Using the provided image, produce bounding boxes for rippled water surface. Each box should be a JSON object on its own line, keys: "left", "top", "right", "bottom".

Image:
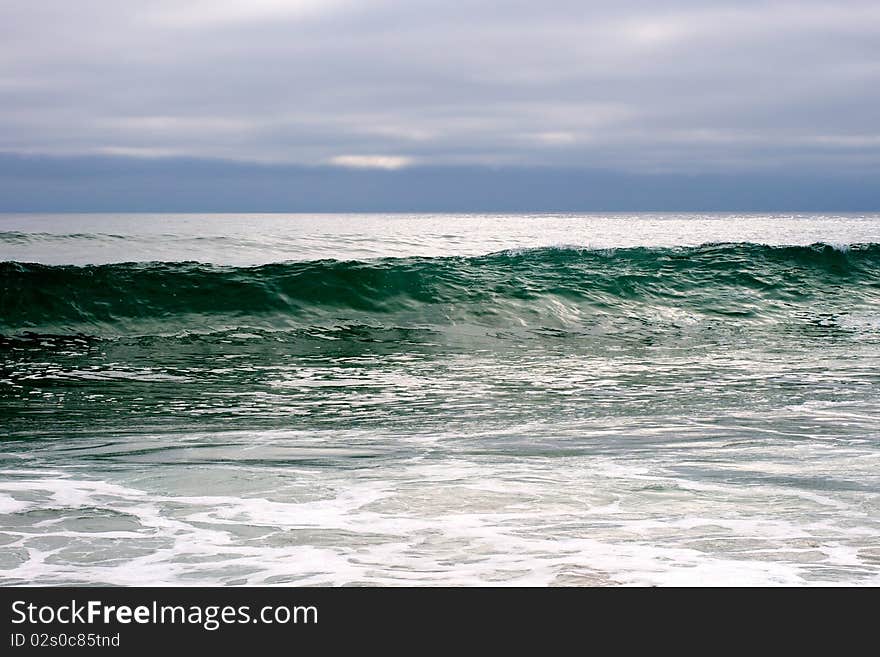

{"left": 1, "top": 214, "right": 879, "bottom": 585}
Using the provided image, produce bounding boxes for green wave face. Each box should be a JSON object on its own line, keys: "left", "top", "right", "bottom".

{"left": 2, "top": 243, "right": 880, "bottom": 341}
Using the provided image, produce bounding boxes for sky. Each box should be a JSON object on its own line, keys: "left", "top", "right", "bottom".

{"left": 1, "top": 0, "right": 879, "bottom": 210}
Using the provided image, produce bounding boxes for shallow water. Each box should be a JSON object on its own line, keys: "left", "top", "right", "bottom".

{"left": 1, "top": 213, "right": 879, "bottom": 585}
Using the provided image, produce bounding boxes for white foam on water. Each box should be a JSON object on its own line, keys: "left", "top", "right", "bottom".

{"left": 2, "top": 448, "right": 878, "bottom": 587}
{"left": 0, "top": 494, "right": 29, "bottom": 514}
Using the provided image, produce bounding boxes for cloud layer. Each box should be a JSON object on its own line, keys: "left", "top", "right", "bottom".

{"left": 2, "top": 0, "right": 880, "bottom": 176}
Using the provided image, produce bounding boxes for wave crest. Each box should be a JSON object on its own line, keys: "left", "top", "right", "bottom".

{"left": 2, "top": 243, "right": 879, "bottom": 337}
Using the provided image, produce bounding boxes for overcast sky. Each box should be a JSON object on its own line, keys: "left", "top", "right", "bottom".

{"left": 2, "top": 1, "right": 879, "bottom": 209}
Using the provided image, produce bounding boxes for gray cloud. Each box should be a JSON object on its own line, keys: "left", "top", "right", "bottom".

{"left": 3, "top": 152, "right": 878, "bottom": 212}
{"left": 2, "top": 0, "right": 880, "bottom": 175}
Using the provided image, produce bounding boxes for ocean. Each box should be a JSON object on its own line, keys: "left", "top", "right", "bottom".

{"left": 1, "top": 213, "right": 879, "bottom": 586}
